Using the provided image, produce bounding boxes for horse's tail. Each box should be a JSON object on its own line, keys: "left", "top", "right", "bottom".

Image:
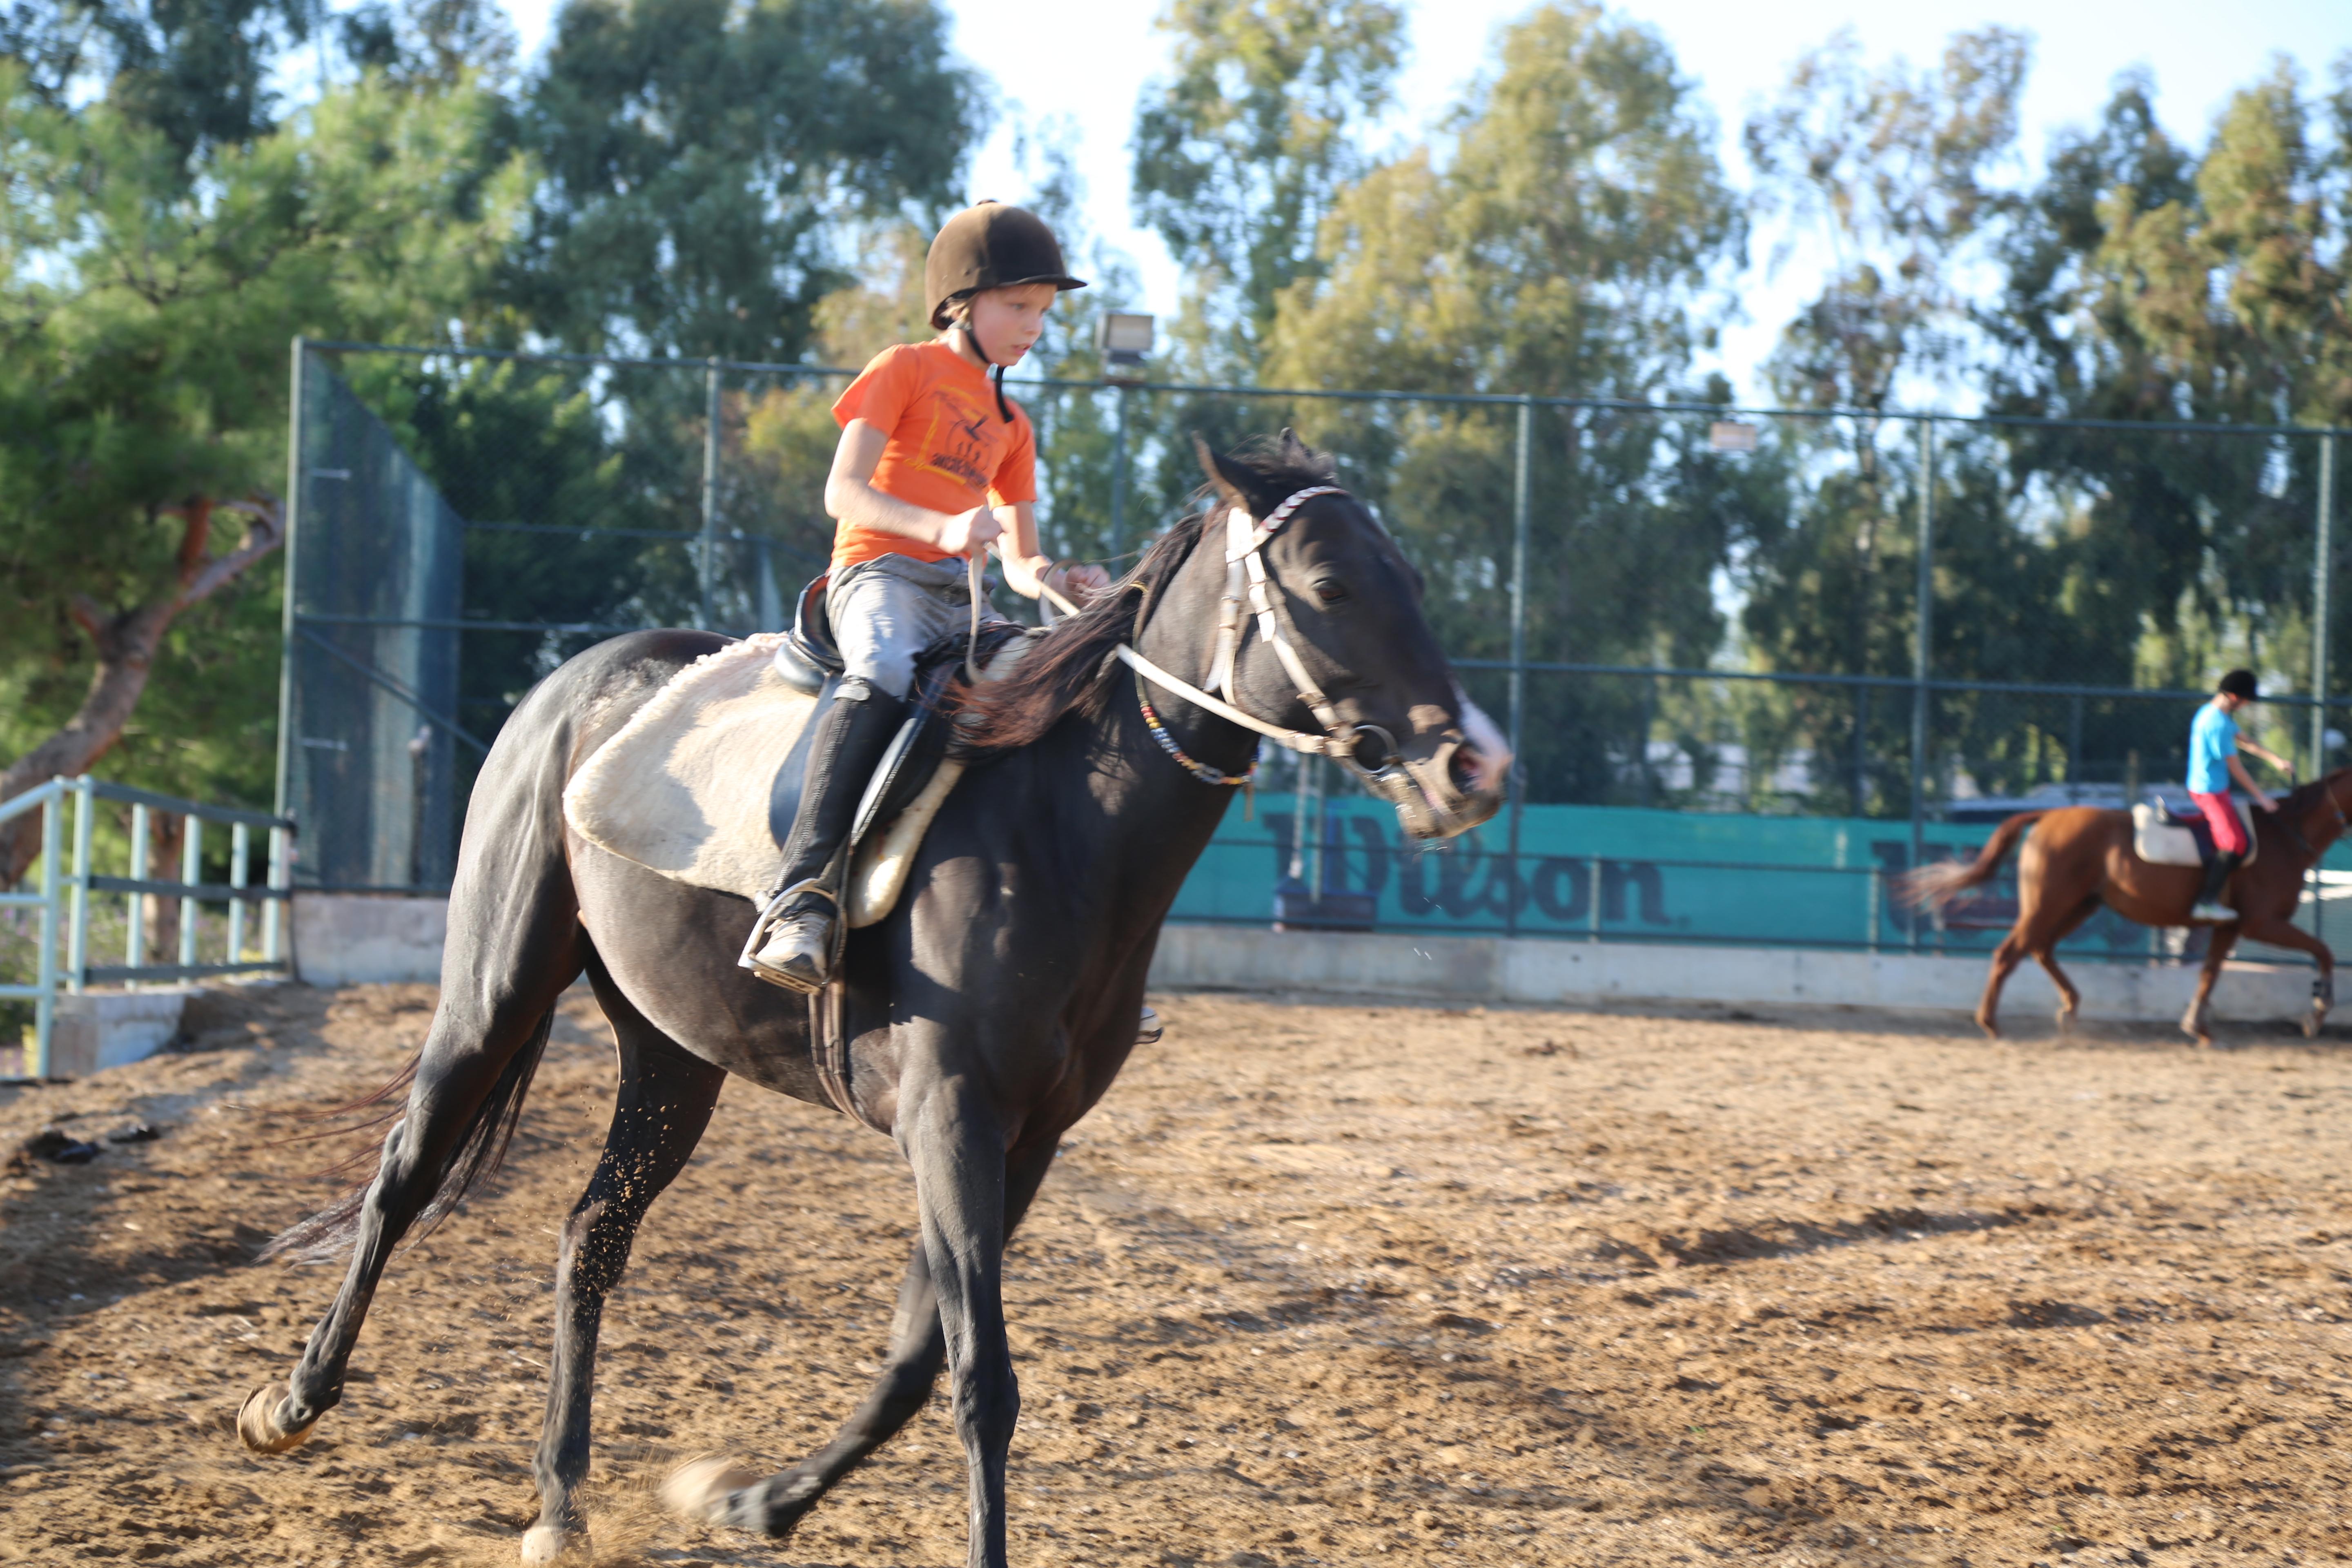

{"left": 256, "top": 630, "right": 713, "bottom": 1265}
{"left": 256, "top": 1010, "right": 557, "bottom": 1264}
{"left": 1896, "top": 811, "right": 2045, "bottom": 912}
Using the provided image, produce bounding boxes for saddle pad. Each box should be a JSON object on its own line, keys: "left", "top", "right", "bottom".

{"left": 563, "top": 630, "right": 1039, "bottom": 913}
{"left": 2130, "top": 800, "right": 2256, "bottom": 869}
{"left": 564, "top": 635, "right": 811, "bottom": 902}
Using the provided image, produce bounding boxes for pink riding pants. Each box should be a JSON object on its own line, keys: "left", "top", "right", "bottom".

{"left": 2190, "top": 790, "right": 2248, "bottom": 856}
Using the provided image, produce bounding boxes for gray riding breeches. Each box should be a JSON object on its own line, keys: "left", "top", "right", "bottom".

{"left": 784, "top": 551, "right": 972, "bottom": 700}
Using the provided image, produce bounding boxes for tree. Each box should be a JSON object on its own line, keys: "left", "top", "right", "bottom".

{"left": 0, "top": 68, "right": 532, "bottom": 879}
{"left": 514, "top": 0, "right": 983, "bottom": 363}
{"left": 1, "top": 0, "right": 324, "bottom": 163}
{"left": 1256, "top": 2, "right": 1744, "bottom": 802}
{"left": 1131, "top": 0, "right": 1403, "bottom": 374}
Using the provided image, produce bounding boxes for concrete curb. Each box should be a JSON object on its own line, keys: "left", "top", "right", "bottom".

{"left": 1146, "top": 924, "right": 2322, "bottom": 1025}
{"left": 268, "top": 894, "right": 2325, "bottom": 1028}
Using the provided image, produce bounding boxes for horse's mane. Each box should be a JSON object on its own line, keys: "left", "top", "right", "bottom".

{"left": 956, "top": 438, "right": 1342, "bottom": 755}
{"left": 2275, "top": 768, "right": 2352, "bottom": 820}
{"left": 955, "top": 513, "right": 1209, "bottom": 754}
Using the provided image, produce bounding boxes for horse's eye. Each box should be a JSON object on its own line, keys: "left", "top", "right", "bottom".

{"left": 1312, "top": 579, "right": 1348, "bottom": 604}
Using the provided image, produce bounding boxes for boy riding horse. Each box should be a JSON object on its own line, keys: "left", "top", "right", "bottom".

{"left": 744, "top": 202, "right": 1111, "bottom": 991}
{"left": 2187, "top": 668, "right": 2290, "bottom": 922}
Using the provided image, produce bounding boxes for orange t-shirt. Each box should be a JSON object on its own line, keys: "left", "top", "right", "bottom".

{"left": 829, "top": 341, "right": 1037, "bottom": 569}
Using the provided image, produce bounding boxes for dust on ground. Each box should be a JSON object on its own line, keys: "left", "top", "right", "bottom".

{"left": 2, "top": 980, "right": 2349, "bottom": 1567}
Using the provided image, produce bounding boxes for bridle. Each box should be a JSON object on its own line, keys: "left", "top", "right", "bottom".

{"left": 1031, "top": 485, "right": 1420, "bottom": 800}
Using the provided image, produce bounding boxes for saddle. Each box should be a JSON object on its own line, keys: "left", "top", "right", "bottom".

{"left": 2129, "top": 799, "right": 2257, "bottom": 869}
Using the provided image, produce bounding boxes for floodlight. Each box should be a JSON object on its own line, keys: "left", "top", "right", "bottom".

{"left": 1096, "top": 312, "right": 1156, "bottom": 367}
{"left": 1708, "top": 421, "right": 1759, "bottom": 453}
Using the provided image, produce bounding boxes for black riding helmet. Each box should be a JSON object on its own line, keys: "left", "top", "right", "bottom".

{"left": 926, "top": 202, "right": 1086, "bottom": 423}
{"left": 2219, "top": 668, "right": 2260, "bottom": 700}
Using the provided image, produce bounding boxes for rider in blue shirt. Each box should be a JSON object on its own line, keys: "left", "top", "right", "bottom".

{"left": 2185, "top": 668, "right": 2290, "bottom": 922}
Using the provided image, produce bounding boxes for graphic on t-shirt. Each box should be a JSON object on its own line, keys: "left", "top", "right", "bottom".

{"left": 913, "top": 389, "right": 996, "bottom": 492}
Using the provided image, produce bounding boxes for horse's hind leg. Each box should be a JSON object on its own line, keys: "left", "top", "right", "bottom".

{"left": 1976, "top": 929, "right": 2029, "bottom": 1039}
{"left": 2034, "top": 898, "right": 2102, "bottom": 1035}
{"left": 525, "top": 973, "right": 725, "bottom": 1564}
{"left": 670, "top": 1138, "right": 1059, "bottom": 1545}
{"left": 240, "top": 844, "right": 587, "bottom": 1453}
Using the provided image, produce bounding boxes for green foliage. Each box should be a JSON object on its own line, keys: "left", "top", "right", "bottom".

{"left": 2, "top": 0, "right": 324, "bottom": 163}
{"left": 513, "top": 0, "right": 983, "bottom": 360}
{"left": 0, "top": 65, "right": 532, "bottom": 804}
{"left": 1131, "top": 0, "right": 1403, "bottom": 372}
{"left": 1246, "top": 2, "right": 1744, "bottom": 801}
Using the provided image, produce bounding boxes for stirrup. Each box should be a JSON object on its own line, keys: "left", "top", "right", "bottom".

{"left": 739, "top": 880, "right": 844, "bottom": 993}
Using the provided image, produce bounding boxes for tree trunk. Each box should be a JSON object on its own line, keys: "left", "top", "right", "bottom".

{"left": 0, "top": 497, "right": 285, "bottom": 888}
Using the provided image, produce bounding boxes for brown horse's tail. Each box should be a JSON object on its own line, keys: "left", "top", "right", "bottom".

{"left": 1895, "top": 811, "right": 2046, "bottom": 912}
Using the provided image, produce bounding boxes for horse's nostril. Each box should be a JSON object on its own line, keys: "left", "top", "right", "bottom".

{"left": 1450, "top": 746, "right": 1481, "bottom": 792}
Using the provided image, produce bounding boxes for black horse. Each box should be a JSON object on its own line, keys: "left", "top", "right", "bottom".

{"left": 234, "top": 438, "right": 1506, "bottom": 1566}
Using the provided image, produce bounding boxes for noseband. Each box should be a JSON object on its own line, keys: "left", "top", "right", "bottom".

{"left": 1103, "top": 486, "right": 1417, "bottom": 795}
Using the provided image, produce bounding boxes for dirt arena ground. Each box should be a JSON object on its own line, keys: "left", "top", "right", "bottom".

{"left": 2, "top": 981, "right": 2350, "bottom": 1567}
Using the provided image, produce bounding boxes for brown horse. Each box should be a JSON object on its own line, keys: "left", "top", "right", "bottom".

{"left": 1902, "top": 771, "right": 2352, "bottom": 1046}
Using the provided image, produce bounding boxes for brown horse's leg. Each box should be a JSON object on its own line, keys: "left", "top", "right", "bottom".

{"left": 2029, "top": 898, "right": 2100, "bottom": 1034}
{"left": 2182, "top": 925, "right": 2241, "bottom": 1048}
{"left": 2235, "top": 914, "right": 2336, "bottom": 1039}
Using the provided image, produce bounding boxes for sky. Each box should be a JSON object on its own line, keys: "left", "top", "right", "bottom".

{"left": 492, "top": 0, "right": 2352, "bottom": 399}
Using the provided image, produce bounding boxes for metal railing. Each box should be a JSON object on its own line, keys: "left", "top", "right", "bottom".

{"left": 2, "top": 777, "right": 293, "bottom": 1080}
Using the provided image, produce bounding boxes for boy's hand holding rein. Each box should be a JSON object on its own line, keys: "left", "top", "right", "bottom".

{"left": 937, "top": 506, "right": 1002, "bottom": 558}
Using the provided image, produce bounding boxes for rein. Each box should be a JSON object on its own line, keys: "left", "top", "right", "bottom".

{"left": 1031, "top": 485, "right": 1414, "bottom": 795}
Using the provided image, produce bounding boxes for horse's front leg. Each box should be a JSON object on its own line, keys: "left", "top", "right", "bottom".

{"left": 673, "top": 1138, "right": 1058, "bottom": 1542}
{"left": 2182, "top": 925, "right": 2240, "bottom": 1047}
{"left": 899, "top": 1078, "right": 1022, "bottom": 1568}
{"left": 2236, "top": 914, "right": 2335, "bottom": 1039}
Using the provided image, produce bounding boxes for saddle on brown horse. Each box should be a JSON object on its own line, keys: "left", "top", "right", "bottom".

{"left": 2129, "top": 797, "right": 2257, "bottom": 869}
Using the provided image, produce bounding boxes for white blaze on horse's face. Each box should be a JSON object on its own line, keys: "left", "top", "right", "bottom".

{"left": 1454, "top": 690, "right": 1512, "bottom": 797}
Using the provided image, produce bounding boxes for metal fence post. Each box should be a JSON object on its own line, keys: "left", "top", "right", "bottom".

{"left": 2314, "top": 431, "right": 2337, "bottom": 769}
{"left": 67, "top": 780, "right": 91, "bottom": 995}
{"left": 264, "top": 824, "right": 289, "bottom": 966}
{"left": 228, "top": 822, "right": 249, "bottom": 965}
{"left": 699, "top": 356, "right": 721, "bottom": 632}
{"left": 274, "top": 336, "right": 306, "bottom": 829}
{"left": 1909, "top": 418, "right": 1936, "bottom": 905}
{"left": 33, "top": 787, "right": 61, "bottom": 1077}
{"left": 1506, "top": 396, "right": 1533, "bottom": 938}
{"left": 179, "top": 815, "right": 201, "bottom": 971}
{"left": 1108, "top": 381, "right": 1131, "bottom": 563}
{"left": 126, "top": 802, "right": 149, "bottom": 981}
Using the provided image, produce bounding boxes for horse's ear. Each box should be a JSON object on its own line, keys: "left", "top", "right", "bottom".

{"left": 1192, "top": 433, "right": 1251, "bottom": 516}
{"left": 1278, "top": 427, "right": 1311, "bottom": 468}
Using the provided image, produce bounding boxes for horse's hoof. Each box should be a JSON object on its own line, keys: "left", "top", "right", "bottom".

{"left": 236, "top": 1383, "right": 317, "bottom": 1455}
{"left": 662, "top": 1455, "right": 763, "bottom": 1526}
{"left": 2054, "top": 1009, "right": 2075, "bottom": 1037}
{"left": 519, "top": 1522, "right": 590, "bottom": 1564}
{"left": 2304, "top": 1007, "right": 2325, "bottom": 1040}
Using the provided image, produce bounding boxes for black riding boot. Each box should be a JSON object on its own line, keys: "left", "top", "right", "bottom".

{"left": 2190, "top": 851, "right": 2243, "bottom": 924}
{"left": 742, "top": 677, "right": 906, "bottom": 992}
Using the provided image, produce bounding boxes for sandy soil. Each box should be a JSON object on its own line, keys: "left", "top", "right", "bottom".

{"left": 2, "top": 981, "right": 2350, "bottom": 1568}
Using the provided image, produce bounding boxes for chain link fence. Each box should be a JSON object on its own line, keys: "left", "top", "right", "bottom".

{"left": 277, "top": 340, "right": 2348, "bottom": 960}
